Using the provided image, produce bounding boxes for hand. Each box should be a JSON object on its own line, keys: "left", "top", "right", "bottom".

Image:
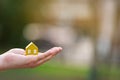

{"left": 0, "top": 47, "right": 62, "bottom": 70}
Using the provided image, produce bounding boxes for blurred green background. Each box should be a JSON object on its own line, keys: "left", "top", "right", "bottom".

{"left": 0, "top": 0, "right": 120, "bottom": 80}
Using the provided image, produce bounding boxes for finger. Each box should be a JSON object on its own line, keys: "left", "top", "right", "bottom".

{"left": 32, "top": 47, "right": 62, "bottom": 67}
{"left": 37, "top": 47, "right": 62, "bottom": 61}
{"left": 8, "top": 48, "right": 25, "bottom": 55}
{"left": 44, "top": 47, "right": 62, "bottom": 54}
{"left": 50, "top": 47, "right": 62, "bottom": 55}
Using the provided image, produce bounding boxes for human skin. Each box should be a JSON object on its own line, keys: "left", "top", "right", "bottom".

{"left": 0, "top": 47, "right": 62, "bottom": 71}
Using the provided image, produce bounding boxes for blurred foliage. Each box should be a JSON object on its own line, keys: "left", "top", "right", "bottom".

{"left": 0, "top": 0, "right": 26, "bottom": 48}
{"left": 0, "top": 0, "right": 54, "bottom": 48}
{"left": 0, "top": 62, "right": 89, "bottom": 80}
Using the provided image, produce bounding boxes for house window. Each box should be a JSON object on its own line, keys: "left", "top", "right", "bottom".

{"left": 34, "top": 49, "right": 37, "bottom": 54}
{"left": 28, "top": 49, "right": 31, "bottom": 54}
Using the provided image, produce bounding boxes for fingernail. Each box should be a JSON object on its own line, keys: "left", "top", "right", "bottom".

{"left": 58, "top": 47, "right": 62, "bottom": 50}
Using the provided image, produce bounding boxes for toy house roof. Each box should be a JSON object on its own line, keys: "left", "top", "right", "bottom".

{"left": 26, "top": 42, "right": 38, "bottom": 49}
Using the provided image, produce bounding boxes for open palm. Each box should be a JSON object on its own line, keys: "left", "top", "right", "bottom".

{"left": 0, "top": 47, "right": 62, "bottom": 70}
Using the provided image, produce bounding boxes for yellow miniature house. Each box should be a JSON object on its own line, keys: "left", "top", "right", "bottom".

{"left": 25, "top": 42, "right": 38, "bottom": 55}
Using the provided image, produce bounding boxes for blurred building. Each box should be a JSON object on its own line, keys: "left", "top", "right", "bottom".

{"left": 23, "top": 0, "right": 97, "bottom": 67}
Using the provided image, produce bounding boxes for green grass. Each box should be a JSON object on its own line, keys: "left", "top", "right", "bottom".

{"left": 32, "top": 62, "right": 89, "bottom": 77}
{"left": 0, "top": 61, "right": 89, "bottom": 80}
{"left": 98, "top": 65, "right": 120, "bottom": 80}
{"left": 0, "top": 61, "right": 120, "bottom": 80}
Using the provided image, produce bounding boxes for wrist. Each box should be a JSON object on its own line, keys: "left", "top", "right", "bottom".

{"left": 0, "top": 55, "right": 6, "bottom": 71}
